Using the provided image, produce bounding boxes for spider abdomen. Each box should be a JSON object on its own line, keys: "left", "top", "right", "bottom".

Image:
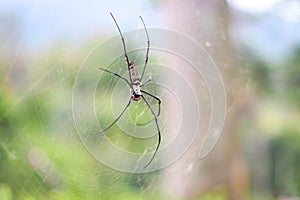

{"left": 129, "top": 61, "right": 140, "bottom": 82}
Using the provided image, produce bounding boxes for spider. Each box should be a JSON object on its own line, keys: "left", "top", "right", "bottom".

{"left": 98, "top": 12, "right": 161, "bottom": 168}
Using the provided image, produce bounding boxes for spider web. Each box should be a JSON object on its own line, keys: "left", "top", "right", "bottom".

{"left": 0, "top": 0, "right": 226, "bottom": 199}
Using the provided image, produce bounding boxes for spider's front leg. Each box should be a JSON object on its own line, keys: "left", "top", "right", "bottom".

{"left": 140, "top": 76, "right": 152, "bottom": 87}
{"left": 99, "top": 67, "right": 131, "bottom": 86}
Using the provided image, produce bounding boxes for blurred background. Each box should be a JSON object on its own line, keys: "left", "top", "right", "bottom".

{"left": 1, "top": 0, "right": 300, "bottom": 199}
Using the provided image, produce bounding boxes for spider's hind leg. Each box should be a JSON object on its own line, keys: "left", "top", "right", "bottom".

{"left": 141, "top": 95, "right": 161, "bottom": 168}
{"left": 136, "top": 89, "right": 161, "bottom": 126}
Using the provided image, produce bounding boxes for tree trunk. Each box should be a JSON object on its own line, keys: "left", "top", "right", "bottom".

{"left": 160, "top": 0, "right": 248, "bottom": 199}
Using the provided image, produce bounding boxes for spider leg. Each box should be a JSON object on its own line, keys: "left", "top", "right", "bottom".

{"left": 99, "top": 67, "right": 130, "bottom": 86}
{"left": 141, "top": 90, "right": 161, "bottom": 116}
{"left": 137, "top": 90, "right": 161, "bottom": 126}
{"left": 141, "top": 95, "right": 161, "bottom": 168}
{"left": 139, "top": 16, "right": 150, "bottom": 81}
{"left": 140, "top": 76, "right": 151, "bottom": 87}
{"left": 99, "top": 97, "right": 131, "bottom": 133}
{"left": 110, "top": 12, "right": 132, "bottom": 84}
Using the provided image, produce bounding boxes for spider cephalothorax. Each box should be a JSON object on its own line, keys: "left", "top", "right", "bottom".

{"left": 131, "top": 83, "right": 142, "bottom": 101}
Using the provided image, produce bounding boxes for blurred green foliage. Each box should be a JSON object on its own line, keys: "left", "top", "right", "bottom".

{"left": 247, "top": 45, "right": 300, "bottom": 198}
{"left": 284, "top": 47, "right": 300, "bottom": 109}
{"left": 0, "top": 38, "right": 165, "bottom": 200}
{"left": 270, "top": 127, "right": 300, "bottom": 197}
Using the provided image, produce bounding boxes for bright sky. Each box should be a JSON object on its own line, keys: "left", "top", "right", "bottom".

{"left": 228, "top": 0, "right": 280, "bottom": 14}
{"left": 0, "top": 0, "right": 158, "bottom": 50}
